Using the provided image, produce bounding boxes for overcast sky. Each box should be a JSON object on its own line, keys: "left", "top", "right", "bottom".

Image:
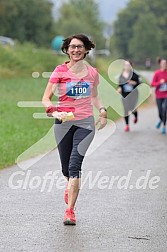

{"left": 96, "top": 0, "right": 128, "bottom": 22}
{"left": 51, "top": 0, "right": 129, "bottom": 23}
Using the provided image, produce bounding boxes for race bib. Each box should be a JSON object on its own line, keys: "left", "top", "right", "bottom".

{"left": 159, "top": 83, "right": 167, "bottom": 92}
{"left": 66, "top": 81, "right": 90, "bottom": 99}
{"left": 124, "top": 83, "right": 133, "bottom": 92}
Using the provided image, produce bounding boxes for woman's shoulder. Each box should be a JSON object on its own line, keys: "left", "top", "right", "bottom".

{"left": 49, "top": 63, "right": 68, "bottom": 80}
{"left": 153, "top": 69, "right": 161, "bottom": 75}
{"left": 132, "top": 70, "right": 140, "bottom": 77}
{"left": 53, "top": 62, "right": 68, "bottom": 72}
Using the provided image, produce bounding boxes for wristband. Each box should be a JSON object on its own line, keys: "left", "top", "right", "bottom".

{"left": 99, "top": 107, "right": 107, "bottom": 113}
{"left": 46, "top": 105, "right": 57, "bottom": 117}
{"left": 99, "top": 107, "right": 107, "bottom": 118}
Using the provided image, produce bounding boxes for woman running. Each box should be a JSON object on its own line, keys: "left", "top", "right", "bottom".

{"left": 42, "top": 34, "right": 107, "bottom": 225}
{"left": 117, "top": 60, "right": 141, "bottom": 132}
{"left": 151, "top": 58, "right": 167, "bottom": 134}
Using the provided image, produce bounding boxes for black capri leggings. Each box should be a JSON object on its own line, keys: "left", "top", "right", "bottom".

{"left": 122, "top": 89, "right": 138, "bottom": 124}
{"left": 156, "top": 98, "right": 167, "bottom": 126}
{"left": 54, "top": 116, "right": 95, "bottom": 178}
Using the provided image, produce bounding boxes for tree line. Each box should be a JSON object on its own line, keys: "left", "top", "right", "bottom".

{"left": 0, "top": 0, "right": 55, "bottom": 46}
{"left": 113, "top": 0, "right": 167, "bottom": 62}
{"left": 0, "top": 0, "right": 166, "bottom": 63}
{"left": 0, "top": 0, "right": 105, "bottom": 48}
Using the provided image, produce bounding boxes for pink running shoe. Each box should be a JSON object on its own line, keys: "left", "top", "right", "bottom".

{"left": 64, "top": 184, "right": 68, "bottom": 205}
{"left": 63, "top": 208, "right": 76, "bottom": 225}
{"left": 124, "top": 125, "right": 129, "bottom": 132}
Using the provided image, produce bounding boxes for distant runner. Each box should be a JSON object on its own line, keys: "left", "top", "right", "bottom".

{"left": 151, "top": 58, "right": 167, "bottom": 134}
{"left": 117, "top": 60, "right": 141, "bottom": 132}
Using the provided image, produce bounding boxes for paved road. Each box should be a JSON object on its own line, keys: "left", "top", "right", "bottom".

{"left": 0, "top": 72, "right": 167, "bottom": 252}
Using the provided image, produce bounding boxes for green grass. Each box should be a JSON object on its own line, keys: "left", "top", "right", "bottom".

{"left": 0, "top": 42, "right": 66, "bottom": 169}
{"left": 0, "top": 42, "right": 65, "bottom": 77}
{"left": 0, "top": 77, "right": 56, "bottom": 168}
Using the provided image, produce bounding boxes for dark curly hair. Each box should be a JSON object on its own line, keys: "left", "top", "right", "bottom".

{"left": 61, "top": 34, "right": 95, "bottom": 59}
{"left": 157, "top": 57, "right": 167, "bottom": 64}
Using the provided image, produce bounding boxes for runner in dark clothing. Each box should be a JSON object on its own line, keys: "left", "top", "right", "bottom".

{"left": 117, "top": 60, "right": 141, "bottom": 132}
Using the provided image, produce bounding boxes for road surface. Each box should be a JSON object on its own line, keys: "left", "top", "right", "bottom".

{"left": 0, "top": 71, "right": 167, "bottom": 252}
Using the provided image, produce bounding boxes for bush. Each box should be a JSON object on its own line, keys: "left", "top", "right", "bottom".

{"left": 0, "top": 42, "right": 66, "bottom": 77}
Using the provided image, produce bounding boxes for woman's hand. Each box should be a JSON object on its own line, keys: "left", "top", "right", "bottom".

{"left": 128, "top": 80, "right": 137, "bottom": 85}
{"left": 52, "top": 111, "right": 68, "bottom": 121}
{"left": 160, "top": 79, "right": 165, "bottom": 84}
{"left": 95, "top": 110, "right": 107, "bottom": 130}
{"left": 117, "top": 87, "right": 122, "bottom": 94}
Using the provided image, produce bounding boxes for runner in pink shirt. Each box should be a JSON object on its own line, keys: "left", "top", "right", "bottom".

{"left": 48, "top": 60, "right": 99, "bottom": 120}
{"left": 151, "top": 58, "right": 167, "bottom": 134}
{"left": 42, "top": 34, "right": 107, "bottom": 225}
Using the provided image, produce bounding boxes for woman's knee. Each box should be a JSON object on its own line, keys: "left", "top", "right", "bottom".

{"left": 68, "top": 155, "right": 83, "bottom": 178}
{"left": 69, "top": 167, "right": 81, "bottom": 178}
